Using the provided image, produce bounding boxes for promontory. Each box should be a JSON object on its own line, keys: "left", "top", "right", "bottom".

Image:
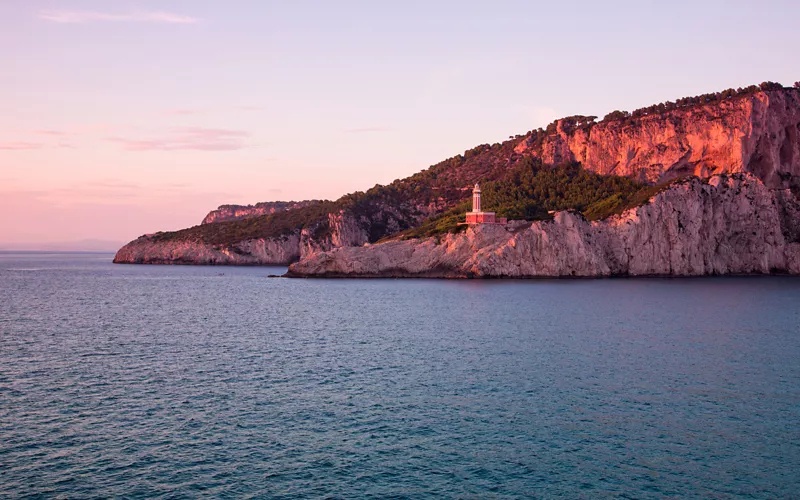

{"left": 114, "top": 82, "right": 800, "bottom": 278}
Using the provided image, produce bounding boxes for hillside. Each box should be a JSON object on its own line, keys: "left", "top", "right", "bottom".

{"left": 114, "top": 83, "right": 800, "bottom": 267}
{"left": 115, "top": 137, "right": 526, "bottom": 263}
{"left": 391, "top": 158, "right": 668, "bottom": 241}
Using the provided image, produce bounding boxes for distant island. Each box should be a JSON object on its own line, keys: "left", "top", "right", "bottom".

{"left": 114, "top": 82, "right": 800, "bottom": 278}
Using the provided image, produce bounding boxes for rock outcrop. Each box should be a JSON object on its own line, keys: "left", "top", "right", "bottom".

{"left": 287, "top": 174, "right": 800, "bottom": 278}
{"left": 114, "top": 192, "right": 454, "bottom": 265}
{"left": 201, "top": 200, "right": 319, "bottom": 225}
{"left": 112, "top": 234, "right": 302, "bottom": 265}
{"left": 515, "top": 90, "right": 800, "bottom": 188}
{"left": 114, "top": 202, "right": 422, "bottom": 265}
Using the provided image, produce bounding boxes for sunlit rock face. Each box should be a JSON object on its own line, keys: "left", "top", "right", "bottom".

{"left": 514, "top": 90, "right": 800, "bottom": 188}
{"left": 287, "top": 174, "right": 800, "bottom": 278}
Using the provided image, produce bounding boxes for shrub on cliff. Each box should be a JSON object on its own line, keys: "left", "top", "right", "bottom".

{"left": 393, "top": 159, "right": 659, "bottom": 240}
{"left": 598, "top": 82, "right": 793, "bottom": 125}
{"left": 481, "top": 158, "right": 652, "bottom": 221}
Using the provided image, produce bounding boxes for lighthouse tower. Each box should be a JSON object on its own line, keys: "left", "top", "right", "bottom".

{"left": 472, "top": 183, "right": 481, "bottom": 212}
{"left": 465, "top": 183, "right": 506, "bottom": 225}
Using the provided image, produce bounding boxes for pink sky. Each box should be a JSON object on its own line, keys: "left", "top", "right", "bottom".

{"left": 1, "top": 1, "right": 797, "bottom": 250}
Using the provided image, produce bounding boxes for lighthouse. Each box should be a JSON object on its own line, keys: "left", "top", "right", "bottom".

{"left": 465, "top": 183, "right": 507, "bottom": 225}
{"left": 472, "top": 183, "right": 481, "bottom": 212}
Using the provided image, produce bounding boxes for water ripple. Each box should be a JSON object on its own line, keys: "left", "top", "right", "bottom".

{"left": 1, "top": 253, "right": 799, "bottom": 498}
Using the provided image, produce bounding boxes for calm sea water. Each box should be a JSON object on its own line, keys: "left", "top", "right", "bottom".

{"left": 1, "top": 252, "right": 799, "bottom": 499}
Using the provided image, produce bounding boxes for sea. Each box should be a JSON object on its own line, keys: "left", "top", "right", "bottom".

{"left": 1, "top": 252, "right": 799, "bottom": 499}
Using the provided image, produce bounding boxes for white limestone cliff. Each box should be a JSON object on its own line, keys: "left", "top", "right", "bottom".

{"left": 287, "top": 174, "right": 800, "bottom": 278}
{"left": 112, "top": 234, "right": 302, "bottom": 265}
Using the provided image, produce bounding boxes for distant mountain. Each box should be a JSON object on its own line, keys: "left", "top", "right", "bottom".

{"left": 115, "top": 82, "right": 800, "bottom": 277}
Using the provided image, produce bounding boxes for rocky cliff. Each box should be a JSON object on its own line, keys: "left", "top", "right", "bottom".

{"left": 515, "top": 88, "right": 800, "bottom": 188}
{"left": 112, "top": 234, "right": 302, "bottom": 265}
{"left": 201, "top": 200, "right": 319, "bottom": 225}
{"left": 112, "top": 202, "right": 424, "bottom": 265}
{"left": 115, "top": 84, "right": 800, "bottom": 270}
{"left": 287, "top": 174, "right": 800, "bottom": 277}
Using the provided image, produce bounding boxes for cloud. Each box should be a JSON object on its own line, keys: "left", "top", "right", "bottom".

{"left": 39, "top": 10, "right": 198, "bottom": 24}
{"left": 144, "top": 12, "right": 199, "bottom": 24}
{"left": 32, "top": 129, "right": 70, "bottom": 136}
{"left": 234, "top": 105, "right": 266, "bottom": 111}
{"left": 163, "top": 108, "right": 203, "bottom": 116}
{"left": 0, "top": 142, "right": 45, "bottom": 150}
{"left": 345, "top": 127, "right": 391, "bottom": 133}
{"left": 107, "top": 127, "right": 250, "bottom": 151}
{"left": 0, "top": 131, "right": 76, "bottom": 150}
{"left": 166, "top": 106, "right": 264, "bottom": 115}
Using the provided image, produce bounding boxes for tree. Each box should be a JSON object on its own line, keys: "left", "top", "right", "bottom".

{"left": 603, "top": 110, "right": 630, "bottom": 121}
{"left": 794, "top": 82, "right": 800, "bottom": 89}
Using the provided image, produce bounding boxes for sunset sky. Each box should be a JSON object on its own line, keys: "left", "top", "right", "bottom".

{"left": 1, "top": 0, "right": 797, "bottom": 249}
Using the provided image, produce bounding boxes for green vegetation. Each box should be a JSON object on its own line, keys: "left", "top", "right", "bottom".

{"left": 149, "top": 201, "right": 340, "bottom": 245}
{"left": 481, "top": 158, "right": 650, "bottom": 220}
{"left": 581, "top": 184, "right": 669, "bottom": 220}
{"left": 601, "top": 82, "right": 791, "bottom": 124}
{"left": 393, "top": 158, "right": 674, "bottom": 240}
{"left": 521, "top": 82, "right": 798, "bottom": 141}
{"left": 389, "top": 203, "right": 470, "bottom": 241}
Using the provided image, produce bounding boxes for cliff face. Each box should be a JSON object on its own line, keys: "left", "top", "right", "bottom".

{"left": 287, "top": 174, "right": 800, "bottom": 278}
{"left": 201, "top": 200, "right": 319, "bottom": 225}
{"left": 113, "top": 201, "right": 432, "bottom": 265}
{"left": 112, "top": 234, "right": 302, "bottom": 265}
{"left": 515, "top": 90, "right": 800, "bottom": 188}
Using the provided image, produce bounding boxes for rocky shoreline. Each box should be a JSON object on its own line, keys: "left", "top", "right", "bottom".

{"left": 286, "top": 175, "right": 800, "bottom": 278}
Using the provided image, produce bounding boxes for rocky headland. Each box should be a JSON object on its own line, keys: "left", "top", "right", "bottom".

{"left": 115, "top": 83, "right": 800, "bottom": 277}
{"left": 287, "top": 174, "right": 800, "bottom": 278}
